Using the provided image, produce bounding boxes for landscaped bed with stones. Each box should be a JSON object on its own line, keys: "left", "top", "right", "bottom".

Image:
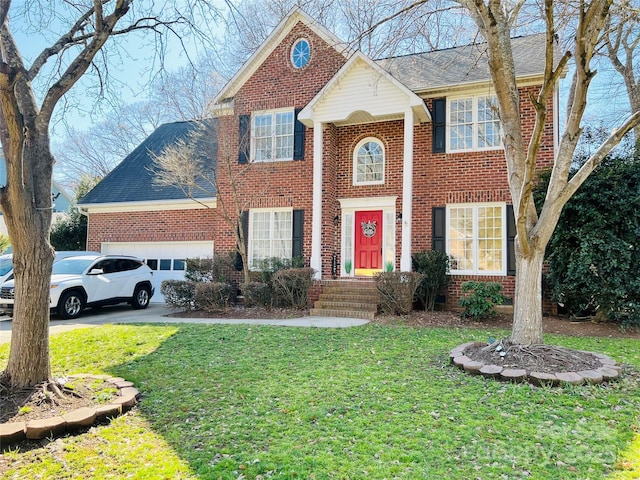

{"left": 0, "top": 374, "right": 139, "bottom": 444}
{"left": 451, "top": 340, "right": 621, "bottom": 385}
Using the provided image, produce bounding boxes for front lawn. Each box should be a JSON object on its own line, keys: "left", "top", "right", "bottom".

{"left": 1, "top": 323, "right": 639, "bottom": 479}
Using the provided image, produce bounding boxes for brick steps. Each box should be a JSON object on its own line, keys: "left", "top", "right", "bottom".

{"left": 310, "top": 281, "right": 378, "bottom": 320}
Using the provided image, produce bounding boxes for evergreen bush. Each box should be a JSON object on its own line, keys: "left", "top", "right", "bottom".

{"left": 412, "top": 250, "right": 450, "bottom": 311}
{"left": 458, "top": 281, "right": 504, "bottom": 320}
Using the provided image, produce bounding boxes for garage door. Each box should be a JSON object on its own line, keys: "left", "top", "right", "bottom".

{"left": 101, "top": 241, "right": 214, "bottom": 303}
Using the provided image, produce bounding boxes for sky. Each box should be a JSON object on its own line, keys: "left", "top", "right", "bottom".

{"left": 11, "top": 1, "right": 225, "bottom": 141}
{"left": 9, "top": 1, "right": 636, "bottom": 183}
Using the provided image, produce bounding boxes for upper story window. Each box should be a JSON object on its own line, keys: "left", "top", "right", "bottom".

{"left": 447, "top": 203, "right": 506, "bottom": 275}
{"left": 252, "top": 109, "right": 294, "bottom": 162}
{"left": 448, "top": 94, "right": 502, "bottom": 152}
{"left": 353, "top": 138, "right": 385, "bottom": 185}
{"left": 291, "top": 39, "right": 311, "bottom": 69}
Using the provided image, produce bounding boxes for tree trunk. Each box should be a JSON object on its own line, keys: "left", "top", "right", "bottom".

{"left": 510, "top": 246, "right": 545, "bottom": 345}
{"left": 3, "top": 136, "right": 55, "bottom": 388}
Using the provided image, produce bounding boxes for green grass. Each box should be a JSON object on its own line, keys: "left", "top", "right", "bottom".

{"left": 1, "top": 323, "right": 639, "bottom": 479}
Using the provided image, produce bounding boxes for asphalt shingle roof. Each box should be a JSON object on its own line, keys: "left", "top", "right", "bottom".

{"left": 79, "top": 120, "right": 217, "bottom": 205}
{"left": 377, "top": 33, "right": 549, "bottom": 92}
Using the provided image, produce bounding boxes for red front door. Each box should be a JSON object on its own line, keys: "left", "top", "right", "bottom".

{"left": 355, "top": 210, "right": 383, "bottom": 275}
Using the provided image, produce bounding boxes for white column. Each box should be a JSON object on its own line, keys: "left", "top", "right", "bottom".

{"left": 400, "top": 108, "right": 414, "bottom": 272}
{"left": 310, "top": 121, "right": 324, "bottom": 279}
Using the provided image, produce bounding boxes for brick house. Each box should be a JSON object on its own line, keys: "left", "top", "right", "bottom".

{"left": 79, "top": 7, "right": 557, "bottom": 306}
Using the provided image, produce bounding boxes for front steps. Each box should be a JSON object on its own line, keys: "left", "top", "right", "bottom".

{"left": 310, "top": 280, "right": 379, "bottom": 320}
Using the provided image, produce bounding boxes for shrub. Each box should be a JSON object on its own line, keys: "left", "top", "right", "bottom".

{"left": 271, "top": 267, "right": 315, "bottom": 309}
{"left": 194, "top": 282, "right": 236, "bottom": 312}
{"left": 376, "top": 272, "right": 424, "bottom": 315}
{"left": 458, "top": 281, "right": 504, "bottom": 320}
{"left": 242, "top": 281, "right": 273, "bottom": 308}
{"left": 256, "top": 257, "right": 303, "bottom": 285}
{"left": 535, "top": 155, "right": 640, "bottom": 326}
{"left": 160, "top": 280, "right": 196, "bottom": 310}
{"left": 186, "top": 253, "right": 236, "bottom": 283}
{"left": 412, "top": 250, "right": 450, "bottom": 311}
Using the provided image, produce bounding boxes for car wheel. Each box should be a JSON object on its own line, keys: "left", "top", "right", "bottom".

{"left": 57, "top": 291, "right": 85, "bottom": 319}
{"left": 132, "top": 285, "right": 151, "bottom": 310}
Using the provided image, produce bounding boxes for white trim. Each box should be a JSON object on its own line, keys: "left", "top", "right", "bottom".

{"left": 414, "top": 75, "right": 547, "bottom": 98}
{"left": 338, "top": 196, "right": 397, "bottom": 277}
{"left": 251, "top": 108, "right": 295, "bottom": 163}
{"left": 446, "top": 202, "right": 507, "bottom": 276}
{"left": 310, "top": 122, "right": 324, "bottom": 279}
{"left": 79, "top": 198, "right": 216, "bottom": 214}
{"left": 446, "top": 93, "right": 503, "bottom": 153}
{"left": 247, "top": 207, "right": 294, "bottom": 269}
{"left": 400, "top": 109, "right": 414, "bottom": 272}
{"left": 352, "top": 137, "right": 385, "bottom": 186}
{"left": 298, "top": 51, "right": 431, "bottom": 128}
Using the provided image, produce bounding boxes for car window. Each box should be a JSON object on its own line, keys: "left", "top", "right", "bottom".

{"left": 0, "top": 258, "right": 13, "bottom": 276}
{"left": 52, "top": 258, "right": 95, "bottom": 275}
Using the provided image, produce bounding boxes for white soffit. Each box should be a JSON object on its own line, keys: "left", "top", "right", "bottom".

{"left": 298, "top": 52, "right": 430, "bottom": 127}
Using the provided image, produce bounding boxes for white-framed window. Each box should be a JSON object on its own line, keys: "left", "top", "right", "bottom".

{"left": 448, "top": 94, "right": 502, "bottom": 152}
{"left": 252, "top": 109, "right": 294, "bottom": 162}
{"left": 353, "top": 137, "right": 385, "bottom": 185}
{"left": 291, "top": 38, "right": 311, "bottom": 69}
{"left": 447, "top": 203, "right": 506, "bottom": 275}
{"left": 249, "top": 209, "right": 293, "bottom": 268}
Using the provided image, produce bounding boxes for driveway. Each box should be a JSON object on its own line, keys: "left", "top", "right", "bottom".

{"left": 0, "top": 304, "right": 369, "bottom": 345}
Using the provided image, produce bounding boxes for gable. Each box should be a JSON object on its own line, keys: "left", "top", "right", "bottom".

{"left": 213, "top": 7, "right": 350, "bottom": 109}
{"left": 299, "top": 53, "right": 430, "bottom": 127}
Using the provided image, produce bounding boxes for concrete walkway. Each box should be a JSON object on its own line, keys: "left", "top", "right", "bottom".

{"left": 0, "top": 304, "right": 370, "bottom": 345}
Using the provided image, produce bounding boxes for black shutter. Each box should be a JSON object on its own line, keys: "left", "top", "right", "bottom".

{"left": 292, "top": 209, "right": 304, "bottom": 259}
{"left": 432, "top": 98, "right": 446, "bottom": 153}
{"left": 432, "top": 207, "right": 446, "bottom": 252}
{"left": 506, "top": 204, "right": 516, "bottom": 276}
{"left": 238, "top": 114, "right": 250, "bottom": 164}
{"left": 293, "top": 109, "right": 306, "bottom": 160}
{"left": 235, "top": 210, "right": 250, "bottom": 271}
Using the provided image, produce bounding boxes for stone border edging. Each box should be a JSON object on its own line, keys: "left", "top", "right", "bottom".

{"left": 0, "top": 374, "right": 139, "bottom": 445}
{"left": 450, "top": 341, "right": 622, "bottom": 386}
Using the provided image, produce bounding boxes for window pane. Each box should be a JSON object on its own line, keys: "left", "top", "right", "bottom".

{"left": 449, "top": 98, "right": 473, "bottom": 151}
{"left": 275, "top": 112, "right": 294, "bottom": 159}
{"left": 174, "top": 259, "right": 186, "bottom": 271}
{"left": 146, "top": 259, "right": 158, "bottom": 270}
{"left": 273, "top": 211, "right": 292, "bottom": 259}
{"left": 160, "top": 259, "right": 172, "bottom": 270}
{"left": 254, "top": 114, "right": 272, "bottom": 162}
{"left": 356, "top": 140, "right": 384, "bottom": 183}
{"left": 448, "top": 207, "right": 474, "bottom": 271}
{"left": 251, "top": 212, "right": 271, "bottom": 265}
{"left": 478, "top": 96, "right": 501, "bottom": 148}
{"left": 478, "top": 206, "right": 503, "bottom": 272}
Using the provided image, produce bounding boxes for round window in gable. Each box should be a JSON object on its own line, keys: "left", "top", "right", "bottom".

{"left": 291, "top": 38, "right": 311, "bottom": 69}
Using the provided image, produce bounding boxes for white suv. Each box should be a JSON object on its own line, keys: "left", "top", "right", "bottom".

{"left": 0, "top": 255, "right": 154, "bottom": 319}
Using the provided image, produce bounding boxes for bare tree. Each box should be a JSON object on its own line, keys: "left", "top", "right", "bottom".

{"left": 0, "top": 0, "right": 218, "bottom": 389}
{"left": 152, "top": 122, "right": 275, "bottom": 285}
{"left": 602, "top": 0, "right": 640, "bottom": 149}
{"left": 54, "top": 100, "right": 166, "bottom": 190}
{"left": 449, "top": 0, "right": 640, "bottom": 345}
